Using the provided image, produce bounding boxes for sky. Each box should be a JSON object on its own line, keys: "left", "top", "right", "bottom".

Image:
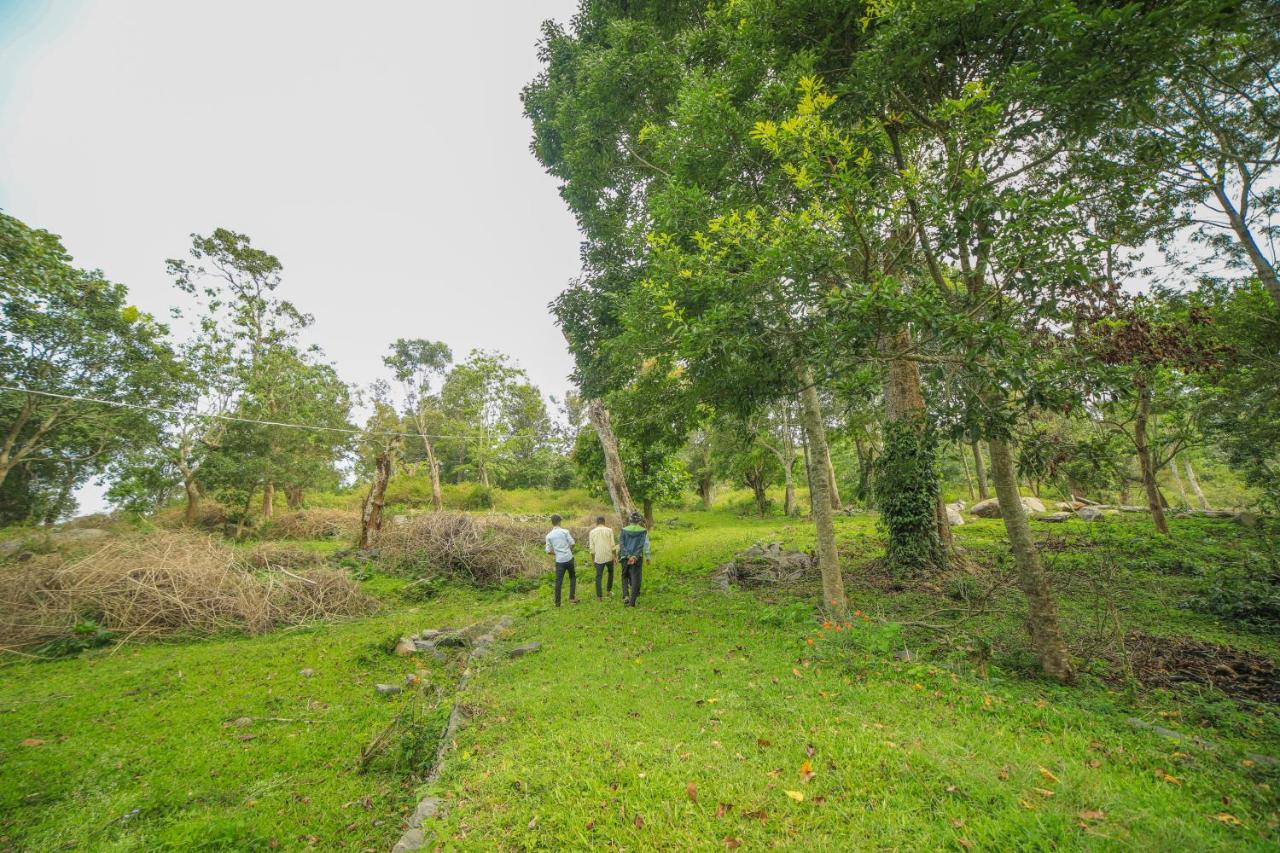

{"left": 0, "top": 0, "right": 585, "bottom": 512}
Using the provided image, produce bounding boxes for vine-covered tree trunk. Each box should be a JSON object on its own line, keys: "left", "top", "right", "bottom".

{"left": 797, "top": 367, "right": 847, "bottom": 617}
{"left": 878, "top": 333, "right": 947, "bottom": 574}
{"left": 587, "top": 399, "right": 636, "bottom": 519}
{"left": 698, "top": 476, "right": 714, "bottom": 510}
{"left": 1133, "top": 376, "right": 1170, "bottom": 535}
{"left": 1184, "top": 458, "right": 1209, "bottom": 509}
{"left": 971, "top": 441, "right": 989, "bottom": 500}
{"left": 748, "top": 474, "right": 768, "bottom": 517}
{"left": 262, "top": 481, "right": 275, "bottom": 520}
{"left": 359, "top": 448, "right": 394, "bottom": 549}
{"left": 988, "top": 437, "right": 1073, "bottom": 682}
{"left": 286, "top": 486, "right": 304, "bottom": 511}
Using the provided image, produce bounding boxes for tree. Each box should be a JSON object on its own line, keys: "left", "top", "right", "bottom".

{"left": 357, "top": 383, "right": 403, "bottom": 548}
{"left": 384, "top": 338, "right": 452, "bottom": 510}
{"left": 0, "top": 212, "right": 175, "bottom": 519}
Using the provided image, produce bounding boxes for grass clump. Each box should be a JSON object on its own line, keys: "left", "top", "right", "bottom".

{"left": 0, "top": 530, "right": 374, "bottom": 652}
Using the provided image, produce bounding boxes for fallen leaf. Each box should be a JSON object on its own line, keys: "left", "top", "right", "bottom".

{"left": 1086, "top": 759, "right": 1101, "bottom": 769}
{"left": 686, "top": 782, "right": 698, "bottom": 803}
{"left": 958, "top": 839, "right": 973, "bottom": 850}
{"left": 792, "top": 668, "right": 803, "bottom": 678}
{"left": 1161, "top": 773, "right": 1183, "bottom": 786}
{"left": 997, "top": 765, "right": 1010, "bottom": 781}
{"left": 724, "top": 837, "right": 743, "bottom": 849}
{"left": 951, "top": 819, "right": 965, "bottom": 828}
{"left": 1213, "top": 813, "right": 1242, "bottom": 825}
{"left": 767, "top": 768, "right": 782, "bottom": 778}
{"left": 811, "top": 796, "right": 826, "bottom": 805}
{"left": 1039, "top": 767, "right": 1060, "bottom": 784}
{"left": 585, "top": 820, "right": 595, "bottom": 830}
{"left": 742, "top": 809, "right": 768, "bottom": 821}
{"left": 805, "top": 744, "right": 816, "bottom": 758}
{"left": 20, "top": 739, "right": 44, "bottom": 747}
{"left": 716, "top": 802, "right": 733, "bottom": 818}
{"left": 1241, "top": 759, "right": 1255, "bottom": 768}
{"left": 527, "top": 816, "right": 538, "bottom": 830}
{"left": 1033, "top": 787, "right": 1055, "bottom": 798}
{"left": 633, "top": 814, "right": 645, "bottom": 829}
{"left": 1018, "top": 799, "right": 1036, "bottom": 810}
{"left": 757, "top": 738, "right": 771, "bottom": 749}
{"left": 799, "top": 760, "right": 815, "bottom": 782}
{"left": 784, "top": 790, "right": 805, "bottom": 802}
{"left": 1079, "top": 810, "right": 1105, "bottom": 821}
{"left": 884, "top": 741, "right": 898, "bottom": 749}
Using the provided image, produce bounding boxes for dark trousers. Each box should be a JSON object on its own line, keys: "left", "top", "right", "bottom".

{"left": 621, "top": 556, "right": 643, "bottom": 604}
{"left": 554, "top": 559, "right": 576, "bottom": 605}
{"left": 594, "top": 561, "right": 614, "bottom": 598}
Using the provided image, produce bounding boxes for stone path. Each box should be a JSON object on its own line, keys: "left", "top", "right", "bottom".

{"left": 391, "top": 615, "right": 512, "bottom": 852}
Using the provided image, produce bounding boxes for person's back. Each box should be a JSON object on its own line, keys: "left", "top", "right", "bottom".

{"left": 544, "top": 515, "right": 577, "bottom": 606}
{"left": 587, "top": 517, "right": 617, "bottom": 599}
{"left": 618, "top": 513, "right": 650, "bottom": 607}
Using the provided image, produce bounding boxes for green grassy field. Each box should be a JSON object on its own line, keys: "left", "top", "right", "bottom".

{"left": 2, "top": 508, "right": 1278, "bottom": 850}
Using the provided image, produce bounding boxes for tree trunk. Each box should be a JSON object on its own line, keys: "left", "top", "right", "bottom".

{"left": 1133, "top": 376, "right": 1170, "bottom": 535}
{"left": 880, "top": 335, "right": 947, "bottom": 572}
{"left": 750, "top": 477, "right": 768, "bottom": 517}
{"left": 360, "top": 448, "right": 394, "bottom": 549}
{"left": 959, "top": 443, "right": 975, "bottom": 500}
{"left": 988, "top": 437, "right": 1074, "bottom": 683}
{"left": 1184, "top": 458, "right": 1209, "bottom": 509}
{"left": 643, "top": 498, "right": 654, "bottom": 528}
{"left": 426, "top": 441, "right": 444, "bottom": 511}
{"left": 587, "top": 399, "right": 636, "bottom": 519}
{"left": 183, "top": 477, "right": 200, "bottom": 526}
{"left": 698, "top": 476, "right": 714, "bottom": 510}
{"left": 262, "top": 481, "right": 275, "bottom": 520}
{"left": 286, "top": 486, "right": 304, "bottom": 511}
{"left": 1210, "top": 181, "right": 1280, "bottom": 311}
{"left": 971, "top": 441, "right": 989, "bottom": 500}
{"left": 1168, "top": 458, "right": 1189, "bottom": 509}
{"left": 825, "top": 449, "right": 842, "bottom": 511}
{"left": 797, "top": 367, "right": 847, "bottom": 617}
{"left": 783, "top": 464, "right": 796, "bottom": 516}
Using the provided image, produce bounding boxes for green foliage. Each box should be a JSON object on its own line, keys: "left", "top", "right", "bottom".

{"left": 1184, "top": 553, "right": 1280, "bottom": 627}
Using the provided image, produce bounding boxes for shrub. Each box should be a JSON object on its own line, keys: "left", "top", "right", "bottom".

{"left": 263, "top": 508, "right": 359, "bottom": 540}
{"left": 1184, "top": 556, "right": 1280, "bottom": 626}
{"left": 376, "top": 512, "right": 540, "bottom": 584}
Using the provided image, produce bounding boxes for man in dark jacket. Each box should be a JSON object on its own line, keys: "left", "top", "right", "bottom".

{"left": 617, "top": 512, "right": 651, "bottom": 607}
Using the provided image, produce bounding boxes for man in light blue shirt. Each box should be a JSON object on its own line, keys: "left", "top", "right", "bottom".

{"left": 544, "top": 514, "right": 578, "bottom": 606}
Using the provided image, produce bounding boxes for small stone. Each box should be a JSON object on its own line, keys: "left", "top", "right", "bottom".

{"left": 405, "top": 673, "right": 423, "bottom": 687}
{"left": 1076, "top": 507, "right": 1104, "bottom": 522}
{"left": 509, "top": 642, "right": 543, "bottom": 659}
{"left": 394, "top": 637, "right": 417, "bottom": 656}
{"left": 1039, "top": 512, "right": 1071, "bottom": 523}
{"left": 417, "top": 629, "right": 442, "bottom": 641}
{"left": 375, "top": 683, "right": 402, "bottom": 696}
{"left": 413, "top": 639, "right": 436, "bottom": 651}
{"left": 228, "top": 716, "right": 253, "bottom": 728}
{"left": 299, "top": 668, "right": 314, "bottom": 678}
{"left": 435, "top": 635, "right": 468, "bottom": 648}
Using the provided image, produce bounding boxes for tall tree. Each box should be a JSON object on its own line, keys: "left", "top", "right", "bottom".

{"left": 384, "top": 338, "right": 452, "bottom": 510}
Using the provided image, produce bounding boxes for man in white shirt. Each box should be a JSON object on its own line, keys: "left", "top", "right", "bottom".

{"left": 587, "top": 515, "right": 617, "bottom": 600}
{"left": 544, "top": 514, "right": 578, "bottom": 606}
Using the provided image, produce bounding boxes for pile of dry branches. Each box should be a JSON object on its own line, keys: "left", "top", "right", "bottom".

{"left": 0, "top": 530, "right": 373, "bottom": 651}
{"left": 377, "top": 512, "right": 541, "bottom": 584}
{"left": 264, "top": 508, "right": 360, "bottom": 540}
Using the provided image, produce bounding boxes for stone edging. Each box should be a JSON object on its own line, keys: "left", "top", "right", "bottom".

{"left": 391, "top": 615, "right": 512, "bottom": 852}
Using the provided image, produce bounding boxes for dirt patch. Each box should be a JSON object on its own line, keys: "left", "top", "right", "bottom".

{"left": 1120, "top": 632, "right": 1280, "bottom": 704}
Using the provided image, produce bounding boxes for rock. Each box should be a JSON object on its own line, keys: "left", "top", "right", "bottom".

{"left": 0, "top": 540, "right": 23, "bottom": 557}
{"left": 509, "top": 642, "right": 542, "bottom": 659}
{"left": 1039, "top": 512, "right": 1072, "bottom": 523}
{"left": 946, "top": 500, "right": 965, "bottom": 512}
{"left": 714, "top": 543, "right": 813, "bottom": 590}
{"left": 228, "top": 716, "right": 253, "bottom": 728}
{"left": 970, "top": 497, "right": 1045, "bottom": 517}
{"left": 416, "top": 629, "right": 442, "bottom": 641}
{"left": 1127, "top": 718, "right": 1217, "bottom": 751}
{"left": 1234, "top": 511, "right": 1260, "bottom": 528}
{"left": 435, "top": 635, "right": 469, "bottom": 648}
{"left": 1186, "top": 509, "right": 1236, "bottom": 519}
{"left": 412, "top": 639, "right": 436, "bottom": 652}
{"left": 945, "top": 506, "right": 964, "bottom": 527}
{"left": 405, "top": 673, "right": 423, "bottom": 687}
{"left": 1055, "top": 501, "right": 1078, "bottom": 512}
{"left": 1119, "top": 505, "right": 1149, "bottom": 513}
{"left": 375, "top": 683, "right": 402, "bottom": 696}
{"left": 394, "top": 637, "right": 417, "bottom": 656}
{"left": 299, "top": 668, "right": 314, "bottom": 678}
{"left": 1076, "top": 507, "right": 1105, "bottom": 522}
{"left": 893, "top": 648, "right": 913, "bottom": 662}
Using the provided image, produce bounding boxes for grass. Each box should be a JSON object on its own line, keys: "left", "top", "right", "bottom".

{"left": 3, "top": 506, "right": 1278, "bottom": 850}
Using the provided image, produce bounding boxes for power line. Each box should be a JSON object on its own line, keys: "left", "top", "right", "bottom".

{"left": 0, "top": 384, "right": 551, "bottom": 443}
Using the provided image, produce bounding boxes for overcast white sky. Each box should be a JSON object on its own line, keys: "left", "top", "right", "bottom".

{"left": 0, "top": 0, "right": 584, "bottom": 511}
